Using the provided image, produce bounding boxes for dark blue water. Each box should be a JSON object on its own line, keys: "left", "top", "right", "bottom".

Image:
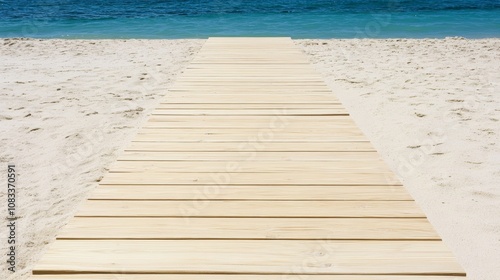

{"left": 0, "top": 0, "right": 499, "bottom": 38}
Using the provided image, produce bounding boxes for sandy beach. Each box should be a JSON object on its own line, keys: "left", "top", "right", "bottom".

{"left": 1, "top": 38, "right": 499, "bottom": 280}
{"left": 0, "top": 39, "right": 205, "bottom": 279}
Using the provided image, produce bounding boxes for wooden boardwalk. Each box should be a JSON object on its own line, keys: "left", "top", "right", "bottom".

{"left": 32, "top": 37, "right": 465, "bottom": 279}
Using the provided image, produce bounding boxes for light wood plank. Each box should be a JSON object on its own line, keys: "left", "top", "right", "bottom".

{"left": 178, "top": 73, "right": 323, "bottom": 77}
{"left": 76, "top": 200, "right": 423, "bottom": 217}
{"left": 90, "top": 185, "right": 412, "bottom": 200}
{"left": 135, "top": 130, "right": 366, "bottom": 139}
{"left": 30, "top": 275, "right": 467, "bottom": 280}
{"left": 151, "top": 109, "right": 348, "bottom": 115}
{"left": 147, "top": 116, "right": 355, "bottom": 121}
{"left": 174, "top": 70, "right": 325, "bottom": 73}
{"left": 117, "top": 151, "right": 382, "bottom": 161}
{"left": 175, "top": 80, "right": 325, "bottom": 83}
{"left": 163, "top": 98, "right": 339, "bottom": 104}
{"left": 138, "top": 128, "right": 363, "bottom": 134}
{"left": 134, "top": 134, "right": 367, "bottom": 142}
{"left": 100, "top": 172, "right": 399, "bottom": 186}
{"left": 170, "top": 87, "right": 332, "bottom": 90}
{"left": 162, "top": 94, "right": 339, "bottom": 103}
{"left": 58, "top": 217, "right": 439, "bottom": 240}
{"left": 146, "top": 116, "right": 357, "bottom": 127}
{"left": 124, "top": 142, "right": 376, "bottom": 152}
{"left": 173, "top": 84, "right": 327, "bottom": 86}
{"left": 142, "top": 123, "right": 358, "bottom": 128}
{"left": 174, "top": 82, "right": 325, "bottom": 85}
{"left": 169, "top": 90, "right": 334, "bottom": 94}
{"left": 182, "top": 64, "right": 314, "bottom": 67}
{"left": 33, "top": 240, "right": 464, "bottom": 275}
{"left": 156, "top": 104, "right": 343, "bottom": 109}
{"left": 189, "top": 62, "right": 311, "bottom": 64}
{"left": 110, "top": 160, "right": 391, "bottom": 173}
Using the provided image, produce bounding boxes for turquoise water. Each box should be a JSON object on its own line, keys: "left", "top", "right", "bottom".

{"left": 0, "top": 0, "right": 499, "bottom": 38}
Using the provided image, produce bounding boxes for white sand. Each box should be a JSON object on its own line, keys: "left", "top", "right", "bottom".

{"left": 0, "top": 39, "right": 205, "bottom": 280}
{"left": 0, "top": 38, "right": 498, "bottom": 280}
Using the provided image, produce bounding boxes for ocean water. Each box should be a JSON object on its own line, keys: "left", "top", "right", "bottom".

{"left": 0, "top": 0, "right": 499, "bottom": 39}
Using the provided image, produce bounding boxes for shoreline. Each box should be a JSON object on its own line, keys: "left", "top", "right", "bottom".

{"left": 2, "top": 36, "right": 499, "bottom": 40}
{"left": 1, "top": 38, "right": 499, "bottom": 280}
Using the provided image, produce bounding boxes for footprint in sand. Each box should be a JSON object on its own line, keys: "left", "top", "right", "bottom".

{"left": 0, "top": 115, "right": 13, "bottom": 120}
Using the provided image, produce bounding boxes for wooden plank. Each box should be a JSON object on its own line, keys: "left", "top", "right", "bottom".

{"left": 142, "top": 123, "right": 357, "bottom": 128}
{"left": 109, "top": 160, "right": 391, "bottom": 173}
{"left": 192, "top": 58, "right": 308, "bottom": 60}
{"left": 76, "top": 200, "right": 423, "bottom": 217}
{"left": 193, "top": 55, "right": 307, "bottom": 57}
{"left": 169, "top": 89, "right": 334, "bottom": 94}
{"left": 146, "top": 116, "right": 356, "bottom": 126}
{"left": 177, "top": 80, "right": 326, "bottom": 83}
{"left": 176, "top": 72, "right": 321, "bottom": 75}
{"left": 186, "top": 55, "right": 315, "bottom": 58}
{"left": 30, "top": 275, "right": 467, "bottom": 280}
{"left": 58, "top": 217, "right": 439, "bottom": 240}
{"left": 179, "top": 67, "right": 316, "bottom": 70}
{"left": 170, "top": 86, "right": 332, "bottom": 90}
{"left": 189, "top": 62, "right": 311, "bottom": 64}
{"left": 99, "top": 172, "right": 399, "bottom": 186}
{"left": 156, "top": 104, "right": 343, "bottom": 109}
{"left": 137, "top": 132, "right": 365, "bottom": 140}
{"left": 133, "top": 134, "right": 368, "bottom": 142}
{"left": 124, "top": 142, "right": 376, "bottom": 152}
{"left": 178, "top": 76, "right": 324, "bottom": 79}
{"left": 147, "top": 116, "right": 354, "bottom": 121}
{"left": 178, "top": 73, "right": 323, "bottom": 77}
{"left": 184, "top": 67, "right": 319, "bottom": 70}
{"left": 175, "top": 80, "right": 325, "bottom": 83}
{"left": 193, "top": 54, "right": 306, "bottom": 56}
{"left": 191, "top": 56, "right": 309, "bottom": 59}
{"left": 90, "top": 185, "right": 412, "bottom": 200}
{"left": 117, "top": 152, "right": 382, "bottom": 161}
{"left": 193, "top": 54, "right": 307, "bottom": 56}
{"left": 33, "top": 240, "right": 464, "bottom": 275}
{"left": 185, "top": 63, "right": 317, "bottom": 67}
{"left": 162, "top": 95, "right": 339, "bottom": 103}
{"left": 176, "top": 81, "right": 326, "bottom": 84}
{"left": 135, "top": 130, "right": 366, "bottom": 139}
{"left": 138, "top": 128, "right": 363, "bottom": 135}
{"left": 195, "top": 49, "right": 299, "bottom": 51}
{"left": 195, "top": 56, "right": 306, "bottom": 58}
{"left": 161, "top": 99, "right": 340, "bottom": 104}
{"left": 194, "top": 49, "right": 302, "bottom": 52}
{"left": 178, "top": 75, "right": 322, "bottom": 78}
{"left": 170, "top": 86, "right": 331, "bottom": 90}
{"left": 151, "top": 109, "right": 348, "bottom": 115}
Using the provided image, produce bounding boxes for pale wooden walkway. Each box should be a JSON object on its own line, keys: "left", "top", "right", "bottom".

{"left": 32, "top": 37, "right": 465, "bottom": 279}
